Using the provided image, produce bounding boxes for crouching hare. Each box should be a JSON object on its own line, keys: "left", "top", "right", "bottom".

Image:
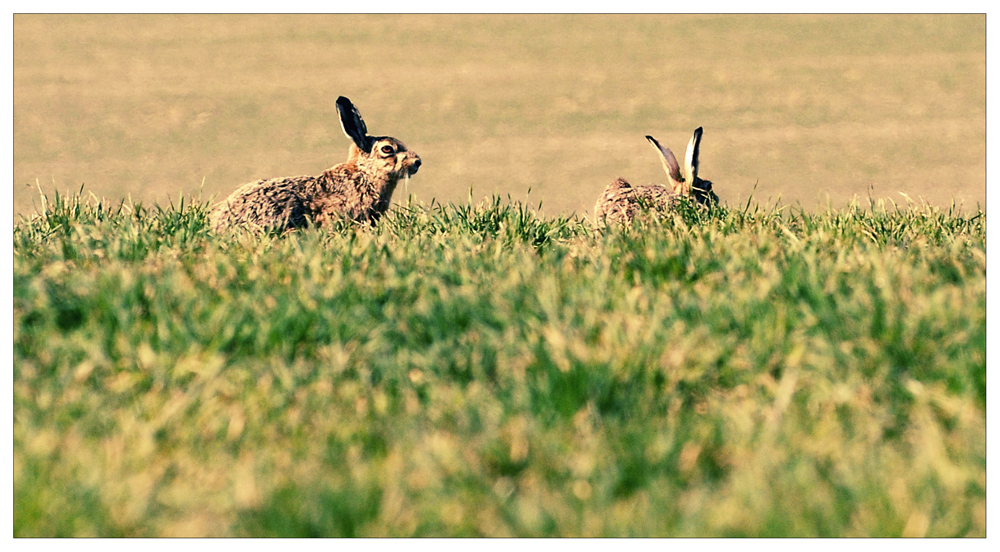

{"left": 210, "top": 96, "right": 421, "bottom": 233}
{"left": 594, "top": 127, "right": 717, "bottom": 227}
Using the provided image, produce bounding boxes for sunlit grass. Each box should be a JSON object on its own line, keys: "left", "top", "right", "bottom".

{"left": 12, "top": 187, "right": 984, "bottom": 536}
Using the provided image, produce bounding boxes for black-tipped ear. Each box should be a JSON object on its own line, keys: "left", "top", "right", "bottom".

{"left": 685, "top": 127, "right": 703, "bottom": 184}
{"left": 646, "top": 135, "right": 683, "bottom": 185}
{"left": 336, "top": 96, "right": 372, "bottom": 152}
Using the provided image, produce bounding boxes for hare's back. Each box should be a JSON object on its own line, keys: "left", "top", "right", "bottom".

{"left": 210, "top": 174, "right": 319, "bottom": 232}
{"left": 632, "top": 185, "right": 676, "bottom": 206}
{"left": 594, "top": 179, "right": 638, "bottom": 225}
{"left": 597, "top": 183, "right": 674, "bottom": 209}
{"left": 594, "top": 182, "right": 679, "bottom": 227}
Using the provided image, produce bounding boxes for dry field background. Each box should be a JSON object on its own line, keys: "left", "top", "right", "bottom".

{"left": 13, "top": 14, "right": 985, "bottom": 219}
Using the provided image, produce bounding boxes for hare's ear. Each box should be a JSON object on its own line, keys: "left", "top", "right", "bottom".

{"left": 646, "top": 135, "right": 684, "bottom": 190}
{"left": 336, "top": 96, "right": 372, "bottom": 152}
{"left": 684, "top": 127, "right": 703, "bottom": 187}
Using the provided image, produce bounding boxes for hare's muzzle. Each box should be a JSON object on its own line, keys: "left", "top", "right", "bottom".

{"left": 407, "top": 155, "right": 422, "bottom": 176}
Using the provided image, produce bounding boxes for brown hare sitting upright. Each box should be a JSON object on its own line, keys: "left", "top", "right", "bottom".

{"left": 594, "top": 127, "right": 717, "bottom": 227}
{"left": 209, "top": 96, "right": 421, "bottom": 233}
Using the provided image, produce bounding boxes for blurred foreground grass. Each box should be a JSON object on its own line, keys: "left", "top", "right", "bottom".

{"left": 13, "top": 14, "right": 985, "bottom": 218}
{"left": 13, "top": 189, "right": 985, "bottom": 536}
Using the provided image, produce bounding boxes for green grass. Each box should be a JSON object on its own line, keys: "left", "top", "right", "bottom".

{"left": 13, "top": 189, "right": 985, "bottom": 537}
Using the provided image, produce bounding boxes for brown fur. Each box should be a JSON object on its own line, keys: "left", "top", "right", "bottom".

{"left": 209, "top": 98, "right": 420, "bottom": 233}
{"left": 594, "top": 128, "right": 717, "bottom": 227}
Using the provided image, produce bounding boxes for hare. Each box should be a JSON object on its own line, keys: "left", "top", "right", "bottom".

{"left": 209, "top": 96, "right": 421, "bottom": 233}
{"left": 594, "top": 127, "right": 717, "bottom": 227}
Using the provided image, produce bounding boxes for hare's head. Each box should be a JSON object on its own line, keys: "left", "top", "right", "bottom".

{"left": 336, "top": 96, "right": 422, "bottom": 180}
{"left": 646, "top": 128, "right": 718, "bottom": 206}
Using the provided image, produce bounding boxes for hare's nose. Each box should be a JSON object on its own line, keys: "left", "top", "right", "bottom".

{"left": 406, "top": 156, "right": 421, "bottom": 176}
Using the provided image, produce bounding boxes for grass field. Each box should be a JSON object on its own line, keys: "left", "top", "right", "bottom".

{"left": 12, "top": 13, "right": 988, "bottom": 538}
{"left": 13, "top": 14, "right": 985, "bottom": 218}
{"left": 12, "top": 189, "right": 985, "bottom": 536}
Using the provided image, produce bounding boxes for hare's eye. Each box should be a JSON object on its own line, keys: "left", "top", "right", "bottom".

{"left": 380, "top": 145, "right": 395, "bottom": 155}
